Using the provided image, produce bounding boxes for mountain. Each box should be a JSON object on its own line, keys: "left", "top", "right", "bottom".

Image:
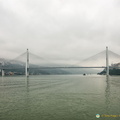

{"left": 0, "top": 58, "right": 100, "bottom": 75}
{"left": 98, "top": 62, "right": 120, "bottom": 75}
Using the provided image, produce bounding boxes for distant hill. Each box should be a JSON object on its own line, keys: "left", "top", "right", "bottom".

{"left": 98, "top": 68, "right": 120, "bottom": 75}
{"left": 98, "top": 62, "right": 120, "bottom": 75}
{"left": 0, "top": 58, "right": 100, "bottom": 75}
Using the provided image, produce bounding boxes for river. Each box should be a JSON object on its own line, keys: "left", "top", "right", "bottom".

{"left": 0, "top": 75, "right": 120, "bottom": 120}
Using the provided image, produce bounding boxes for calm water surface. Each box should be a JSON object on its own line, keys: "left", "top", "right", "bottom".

{"left": 0, "top": 75, "right": 120, "bottom": 120}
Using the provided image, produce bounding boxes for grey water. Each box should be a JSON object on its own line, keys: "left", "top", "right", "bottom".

{"left": 0, "top": 75, "right": 120, "bottom": 120}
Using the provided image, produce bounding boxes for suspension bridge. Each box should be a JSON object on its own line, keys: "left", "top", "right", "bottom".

{"left": 0, "top": 47, "right": 120, "bottom": 77}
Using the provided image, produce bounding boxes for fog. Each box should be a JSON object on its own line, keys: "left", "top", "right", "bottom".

{"left": 0, "top": 0, "right": 120, "bottom": 65}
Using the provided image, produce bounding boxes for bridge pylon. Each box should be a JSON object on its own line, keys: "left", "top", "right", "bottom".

{"left": 2, "top": 69, "right": 5, "bottom": 76}
{"left": 106, "top": 46, "right": 109, "bottom": 76}
{"left": 1, "top": 61, "right": 5, "bottom": 77}
{"left": 25, "top": 49, "right": 29, "bottom": 77}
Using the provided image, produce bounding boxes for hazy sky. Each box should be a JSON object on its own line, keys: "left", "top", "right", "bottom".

{"left": 0, "top": 0, "right": 120, "bottom": 64}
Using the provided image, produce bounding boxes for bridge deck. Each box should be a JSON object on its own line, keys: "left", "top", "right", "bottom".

{"left": 1, "top": 66, "right": 120, "bottom": 70}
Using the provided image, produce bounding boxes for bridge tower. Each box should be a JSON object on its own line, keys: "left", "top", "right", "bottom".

{"left": 106, "top": 46, "right": 109, "bottom": 76}
{"left": 25, "top": 49, "right": 29, "bottom": 77}
{"left": 2, "top": 69, "right": 5, "bottom": 76}
{"left": 1, "top": 61, "right": 5, "bottom": 77}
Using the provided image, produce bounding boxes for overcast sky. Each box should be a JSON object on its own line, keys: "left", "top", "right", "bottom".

{"left": 0, "top": 0, "right": 120, "bottom": 64}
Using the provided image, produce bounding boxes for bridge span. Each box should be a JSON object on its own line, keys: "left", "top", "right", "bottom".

{"left": 1, "top": 47, "right": 120, "bottom": 76}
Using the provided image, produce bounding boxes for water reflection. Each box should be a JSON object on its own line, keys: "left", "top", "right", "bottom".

{"left": 25, "top": 77, "right": 29, "bottom": 92}
{"left": 24, "top": 77, "right": 31, "bottom": 118}
{"left": 105, "top": 76, "right": 111, "bottom": 111}
{"left": 1, "top": 76, "right": 4, "bottom": 86}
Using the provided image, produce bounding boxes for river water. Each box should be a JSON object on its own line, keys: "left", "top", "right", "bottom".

{"left": 0, "top": 75, "right": 120, "bottom": 120}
